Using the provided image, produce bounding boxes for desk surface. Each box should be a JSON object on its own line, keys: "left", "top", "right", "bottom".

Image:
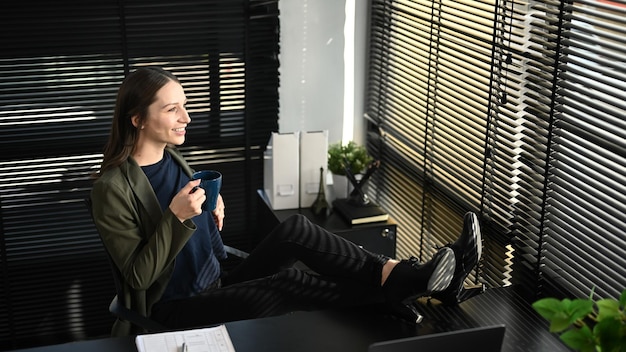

{"left": 256, "top": 189, "right": 397, "bottom": 231}
{"left": 10, "top": 286, "right": 569, "bottom": 352}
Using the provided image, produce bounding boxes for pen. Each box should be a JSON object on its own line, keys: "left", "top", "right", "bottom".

{"left": 342, "top": 160, "right": 368, "bottom": 201}
{"left": 181, "top": 342, "right": 188, "bottom": 352}
{"left": 358, "top": 160, "right": 380, "bottom": 186}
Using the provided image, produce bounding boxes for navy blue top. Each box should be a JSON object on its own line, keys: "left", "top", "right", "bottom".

{"left": 141, "top": 152, "right": 227, "bottom": 302}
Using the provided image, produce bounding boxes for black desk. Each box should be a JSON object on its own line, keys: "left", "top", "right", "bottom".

{"left": 256, "top": 189, "right": 397, "bottom": 257}
{"left": 10, "top": 286, "right": 569, "bottom": 352}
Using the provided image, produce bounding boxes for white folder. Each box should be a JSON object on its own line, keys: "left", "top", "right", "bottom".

{"left": 263, "top": 132, "right": 300, "bottom": 210}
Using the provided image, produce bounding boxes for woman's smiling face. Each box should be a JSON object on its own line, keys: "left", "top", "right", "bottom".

{"left": 140, "top": 80, "right": 190, "bottom": 148}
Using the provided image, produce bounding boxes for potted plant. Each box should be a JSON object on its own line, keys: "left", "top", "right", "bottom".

{"left": 532, "top": 288, "right": 626, "bottom": 351}
{"left": 327, "top": 141, "right": 373, "bottom": 176}
{"left": 327, "top": 141, "right": 378, "bottom": 205}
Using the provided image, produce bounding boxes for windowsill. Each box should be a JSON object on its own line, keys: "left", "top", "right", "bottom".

{"left": 414, "top": 285, "right": 569, "bottom": 352}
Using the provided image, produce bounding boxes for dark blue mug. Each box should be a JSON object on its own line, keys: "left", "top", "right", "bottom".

{"left": 192, "top": 170, "right": 222, "bottom": 211}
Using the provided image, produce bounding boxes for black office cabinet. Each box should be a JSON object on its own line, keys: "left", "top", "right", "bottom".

{"left": 256, "top": 190, "right": 396, "bottom": 258}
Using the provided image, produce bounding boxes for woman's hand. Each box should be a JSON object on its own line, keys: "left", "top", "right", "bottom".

{"left": 170, "top": 179, "right": 205, "bottom": 222}
{"left": 212, "top": 194, "right": 225, "bottom": 231}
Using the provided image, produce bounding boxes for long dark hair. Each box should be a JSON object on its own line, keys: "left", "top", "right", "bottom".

{"left": 94, "top": 66, "right": 180, "bottom": 178}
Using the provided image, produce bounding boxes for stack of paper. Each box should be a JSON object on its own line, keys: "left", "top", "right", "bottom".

{"left": 135, "top": 324, "right": 235, "bottom": 352}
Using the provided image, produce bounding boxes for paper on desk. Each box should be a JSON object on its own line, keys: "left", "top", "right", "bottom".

{"left": 135, "top": 324, "right": 235, "bottom": 352}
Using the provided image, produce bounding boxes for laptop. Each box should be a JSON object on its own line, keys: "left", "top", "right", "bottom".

{"left": 368, "top": 325, "right": 506, "bottom": 352}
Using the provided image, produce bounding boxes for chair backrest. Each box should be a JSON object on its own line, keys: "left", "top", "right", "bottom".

{"left": 84, "top": 196, "right": 167, "bottom": 332}
{"left": 84, "top": 197, "right": 123, "bottom": 295}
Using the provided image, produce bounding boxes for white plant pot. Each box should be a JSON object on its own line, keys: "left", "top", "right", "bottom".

{"left": 332, "top": 174, "right": 350, "bottom": 200}
{"left": 328, "top": 173, "right": 362, "bottom": 204}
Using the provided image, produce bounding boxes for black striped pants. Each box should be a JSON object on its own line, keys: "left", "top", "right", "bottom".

{"left": 151, "top": 214, "right": 390, "bottom": 329}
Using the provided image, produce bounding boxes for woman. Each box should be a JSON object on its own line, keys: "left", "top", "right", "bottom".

{"left": 90, "top": 66, "right": 482, "bottom": 336}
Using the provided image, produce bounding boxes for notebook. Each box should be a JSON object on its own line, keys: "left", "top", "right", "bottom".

{"left": 135, "top": 324, "right": 235, "bottom": 352}
{"left": 332, "top": 198, "right": 389, "bottom": 225}
{"left": 368, "top": 325, "right": 506, "bottom": 352}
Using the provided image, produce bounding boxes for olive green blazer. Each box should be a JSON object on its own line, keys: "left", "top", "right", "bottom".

{"left": 91, "top": 147, "right": 196, "bottom": 336}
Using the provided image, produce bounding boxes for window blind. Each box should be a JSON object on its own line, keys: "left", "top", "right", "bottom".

{"left": 366, "top": 0, "right": 502, "bottom": 287}
{"left": 366, "top": 0, "right": 626, "bottom": 303}
{"left": 504, "top": 0, "right": 626, "bottom": 300}
{"left": 0, "top": 0, "right": 279, "bottom": 349}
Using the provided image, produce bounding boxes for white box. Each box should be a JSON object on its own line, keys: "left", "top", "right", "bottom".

{"left": 264, "top": 132, "right": 300, "bottom": 210}
{"left": 299, "top": 130, "right": 329, "bottom": 208}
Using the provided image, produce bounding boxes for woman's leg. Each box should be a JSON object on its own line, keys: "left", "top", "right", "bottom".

{"left": 152, "top": 213, "right": 482, "bottom": 329}
{"left": 224, "top": 214, "right": 454, "bottom": 302}
{"left": 224, "top": 214, "right": 389, "bottom": 288}
{"left": 152, "top": 267, "right": 384, "bottom": 329}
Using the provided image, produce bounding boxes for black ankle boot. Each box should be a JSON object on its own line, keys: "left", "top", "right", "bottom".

{"left": 430, "top": 212, "right": 484, "bottom": 305}
{"left": 383, "top": 247, "right": 455, "bottom": 305}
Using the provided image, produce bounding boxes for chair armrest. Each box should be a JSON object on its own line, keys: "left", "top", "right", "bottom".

{"left": 224, "top": 245, "right": 249, "bottom": 259}
{"left": 109, "top": 295, "right": 167, "bottom": 332}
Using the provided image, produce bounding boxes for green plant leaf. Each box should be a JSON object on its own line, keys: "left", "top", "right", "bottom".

{"left": 535, "top": 288, "right": 626, "bottom": 352}
{"left": 566, "top": 298, "right": 594, "bottom": 323}
{"left": 594, "top": 316, "right": 622, "bottom": 352}
{"left": 533, "top": 298, "right": 564, "bottom": 321}
{"left": 560, "top": 325, "right": 596, "bottom": 352}
{"left": 533, "top": 297, "right": 594, "bottom": 333}
{"left": 551, "top": 311, "right": 578, "bottom": 333}
{"left": 327, "top": 141, "right": 372, "bottom": 175}
{"left": 596, "top": 299, "right": 620, "bottom": 321}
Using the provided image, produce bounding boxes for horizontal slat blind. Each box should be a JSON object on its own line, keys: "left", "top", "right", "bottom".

{"left": 366, "top": 0, "right": 501, "bottom": 287}
{"left": 499, "top": 0, "right": 626, "bottom": 300}
{"left": 367, "top": 0, "right": 626, "bottom": 303}
{"left": 0, "top": 0, "right": 279, "bottom": 349}
{"left": 542, "top": 0, "right": 626, "bottom": 299}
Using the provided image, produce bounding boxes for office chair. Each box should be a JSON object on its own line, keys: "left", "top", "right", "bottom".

{"left": 84, "top": 196, "right": 249, "bottom": 333}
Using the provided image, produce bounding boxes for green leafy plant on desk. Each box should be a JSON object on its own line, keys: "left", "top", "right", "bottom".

{"left": 532, "top": 288, "right": 626, "bottom": 352}
{"left": 327, "top": 141, "right": 372, "bottom": 176}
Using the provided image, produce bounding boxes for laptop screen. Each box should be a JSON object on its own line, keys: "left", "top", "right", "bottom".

{"left": 368, "top": 325, "right": 506, "bottom": 352}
